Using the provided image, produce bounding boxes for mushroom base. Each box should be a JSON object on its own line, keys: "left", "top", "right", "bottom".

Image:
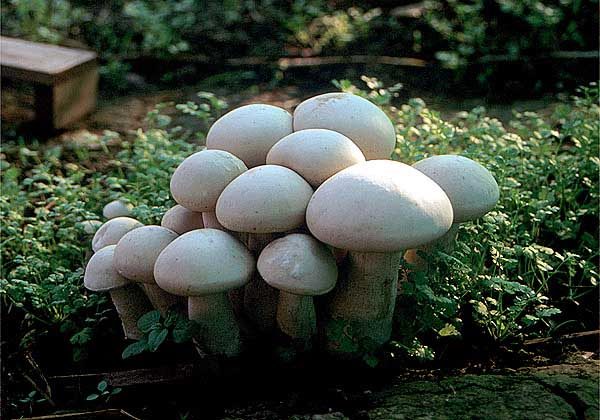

{"left": 324, "top": 251, "right": 401, "bottom": 355}
{"left": 141, "top": 283, "right": 187, "bottom": 316}
{"left": 110, "top": 284, "right": 154, "bottom": 340}
{"left": 188, "top": 293, "right": 242, "bottom": 357}
{"left": 403, "top": 223, "right": 460, "bottom": 271}
{"left": 239, "top": 232, "right": 280, "bottom": 333}
{"left": 277, "top": 292, "right": 316, "bottom": 341}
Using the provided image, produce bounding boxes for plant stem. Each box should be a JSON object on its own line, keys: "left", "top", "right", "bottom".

{"left": 277, "top": 292, "right": 316, "bottom": 340}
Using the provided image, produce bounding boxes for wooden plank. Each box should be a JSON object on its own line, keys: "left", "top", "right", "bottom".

{"left": 0, "top": 36, "right": 96, "bottom": 85}
{"left": 51, "top": 62, "right": 98, "bottom": 128}
{"left": 17, "top": 409, "right": 141, "bottom": 420}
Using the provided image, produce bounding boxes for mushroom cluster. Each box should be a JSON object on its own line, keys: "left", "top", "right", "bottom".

{"left": 84, "top": 92, "right": 499, "bottom": 358}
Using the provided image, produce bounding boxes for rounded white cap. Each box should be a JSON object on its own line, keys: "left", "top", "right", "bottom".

{"left": 293, "top": 92, "right": 396, "bottom": 160}
{"left": 216, "top": 165, "right": 314, "bottom": 233}
{"left": 103, "top": 200, "right": 133, "bottom": 219}
{"left": 84, "top": 245, "right": 130, "bottom": 291}
{"left": 92, "top": 217, "right": 143, "bottom": 252}
{"left": 114, "top": 225, "right": 178, "bottom": 283}
{"left": 170, "top": 149, "right": 247, "bottom": 212}
{"left": 306, "top": 160, "right": 454, "bottom": 252}
{"left": 206, "top": 104, "right": 293, "bottom": 168}
{"left": 257, "top": 234, "right": 337, "bottom": 296}
{"left": 81, "top": 220, "right": 102, "bottom": 235}
{"left": 154, "top": 229, "right": 255, "bottom": 296}
{"left": 161, "top": 205, "right": 204, "bottom": 234}
{"left": 413, "top": 155, "right": 499, "bottom": 223}
{"left": 266, "top": 129, "right": 366, "bottom": 187}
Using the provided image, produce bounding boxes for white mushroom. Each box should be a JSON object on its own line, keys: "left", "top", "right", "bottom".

{"left": 154, "top": 229, "right": 255, "bottom": 357}
{"left": 91, "top": 217, "right": 143, "bottom": 252}
{"left": 216, "top": 165, "right": 314, "bottom": 332}
{"left": 257, "top": 234, "right": 337, "bottom": 341}
{"left": 206, "top": 104, "right": 293, "bottom": 168}
{"left": 266, "top": 128, "right": 366, "bottom": 187}
{"left": 169, "top": 149, "right": 247, "bottom": 226}
{"left": 113, "top": 225, "right": 184, "bottom": 315}
{"left": 84, "top": 245, "right": 153, "bottom": 340}
{"left": 306, "top": 160, "right": 454, "bottom": 353}
{"left": 404, "top": 155, "right": 500, "bottom": 268}
{"left": 293, "top": 92, "right": 396, "bottom": 160}
{"left": 103, "top": 200, "right": 134, "bottom": 219}
{"left": 161, "top": 204, "right": 204, "bottom": 234}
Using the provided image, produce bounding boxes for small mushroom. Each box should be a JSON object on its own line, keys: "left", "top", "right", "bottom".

{"left": 161, "top": 204, "right": 204, "bottom": 234}
{"left": 266, "top": 128, "right": 366, "bottom": 187}
{"left": 91, "top": 217, "right": 143, "bottom": 252}
{"left": 216, "top": 165, "right": 314, "bottom": 331}
{"left": 113, "top": 225, "right": 184, "bottom": 315}
{"left": 293, "top": 92, "right": 396, "bottom": 160}
{"left": 257, "top": 234, "right": 337, "bottom": 341}
{"left": 154, "top": 229, "right": 255, "bottom": 356}
{"left": 81, "top": 220, "right": 102, "bottom": 235}
{"left": 170, "top": 149, "right": 247, "bottom": 226}
{"left": 84, "top": 245, "right": 154, "bottom": 340}
{"left": 306, "top": 160, "right": 453, "bottom": 353}
{"left": 103, "top": 200, "right": 134, "bottom": 219}
{"left": 206, "top": 104, "right": 293, "bottom": 168}
{"left": 404, "top": 155, "right": 500, "bottom": 268}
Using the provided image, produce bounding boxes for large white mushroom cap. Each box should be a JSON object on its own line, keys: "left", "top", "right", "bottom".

{"left": 91, "top": 217, "right": 143, "bottom": 252}
{"left": 257, "top": 234, "right": 337, "bottom": 296}
{"left": 216, "top": 165, "right": 314, "bottom": 233}
{"left": 114, "top": 225, "right": 178, "bottom": 283}
{"left": 84, "top": 245, "right": 130, "bottom": 292}
{"left": 154, "top": 229, "right": 255, "bottom": 296}
{"left": 293, "top": 92, "right": 396, "bottom": 160}
{"left": 103, "top": 200, "right": 133, "bottom": 219}
{"left": 170, "top": 149, "right": 247, "bottom": 212}
{"left": 161, "top": 204, "right": 204, "bottom": 234}
{"left": 206, "top": 104, "right": 293, "bottom": 168}
{"left": 306, "top": 160, "right": 454, "bottom": 252}
{"left": 412, "top": 155, "right": 500, "bottom": 223}
{"left": 266, "top": 128, "right": 366, "bottom": 187}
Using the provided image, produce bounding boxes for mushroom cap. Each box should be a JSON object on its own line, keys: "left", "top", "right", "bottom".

{"left": 413, "top": 155, "right": 500, "bottom": 223}
{"left": 103, "top": 200, "right": 133, "bottom": 219}
{"left": 154, "top": 229, "right": 255, "bottom": 296}
{"left": 81, "top": 220, "right": 102, "bottom": 235}
{"left": 170, "top": 149, "right": 247, "bottom": 212}
{"left": 216, "top": 165, "right": 314, "bottom": 234}
{"left": 293, "top": 92, "right": 396, "bottom": 160}
{"left": 266, "top": 129, "right": 366, "bottom": 187}
{"left": 84, "top": 245, "right": 130, "bottom": 291}
{"left": 114, "top": 225, "right": 178, "bottom": 283}
{"left": 92, "top": 217, "right": 144, "bottom": 252}
{"left": 257, "top": 233, "right": 337, "bottom": 296}
{"left": 161, "top": 205, "right": 204, "bottom": 234}
{"left": 306, "top": 160, "right": 454, "bottom": 252}
{"left": 206, "top": 104, "right": 293, "bottom": 168}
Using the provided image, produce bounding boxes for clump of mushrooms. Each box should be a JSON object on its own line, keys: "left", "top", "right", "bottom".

{"left": 80, "top": 94, "right": 501, "bottom": 362}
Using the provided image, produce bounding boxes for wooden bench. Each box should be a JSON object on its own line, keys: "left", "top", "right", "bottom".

{"left": 1, "top": 36, "right": 98, "bottom": 129}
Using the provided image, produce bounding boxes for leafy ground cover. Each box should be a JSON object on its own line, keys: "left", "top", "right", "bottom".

{"left": 1, "top": 79, "right": 598, "bottom": 417}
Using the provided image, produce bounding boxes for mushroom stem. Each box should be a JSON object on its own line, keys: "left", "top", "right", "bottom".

{"left": 188, "top": 293, "right": 242, "bottom": 357}
{"left": 239, "top": 233, "right": 279, "bottom": 333}
{"left": 202, "top": 211, "right": 227, "bottom": 230}
{"left": 403, "top": 223, "right": 460, "bottom": 271}
{"left": 141, "top": 283, "right": 187, "bottom": 316}
{"left": 325, "top": 251, "right": 402, "bottom": 353}
{"left": 277, "top": 292, "right": 316, "bottom": 340}
{"left": 109, "top": 284, "right": 154, "bottom": 340}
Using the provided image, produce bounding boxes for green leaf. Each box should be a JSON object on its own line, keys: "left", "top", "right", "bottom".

{"left": 97, "top": 380, "right": 108, "bottom": 392}
{"left": 363, "top": 354, "right": 379, "bottom": 368}
{"left": 122, "top": 339, "right": 148, "bottom": 359}
{"left": 438, "top": 324, "right": 461, "bottom": 337}
{"left": 137, "top": 310, "right": 161, "bottom": 333}
{"left": 86, "top": 393, "right": 99, "bottom": 401}
{"left": 147, "top": 328, "right": 168, "bottom": 352}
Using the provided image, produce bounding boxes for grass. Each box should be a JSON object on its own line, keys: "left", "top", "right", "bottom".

{"left": 1, "top": 79, "right": 598, "bottom": 415}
